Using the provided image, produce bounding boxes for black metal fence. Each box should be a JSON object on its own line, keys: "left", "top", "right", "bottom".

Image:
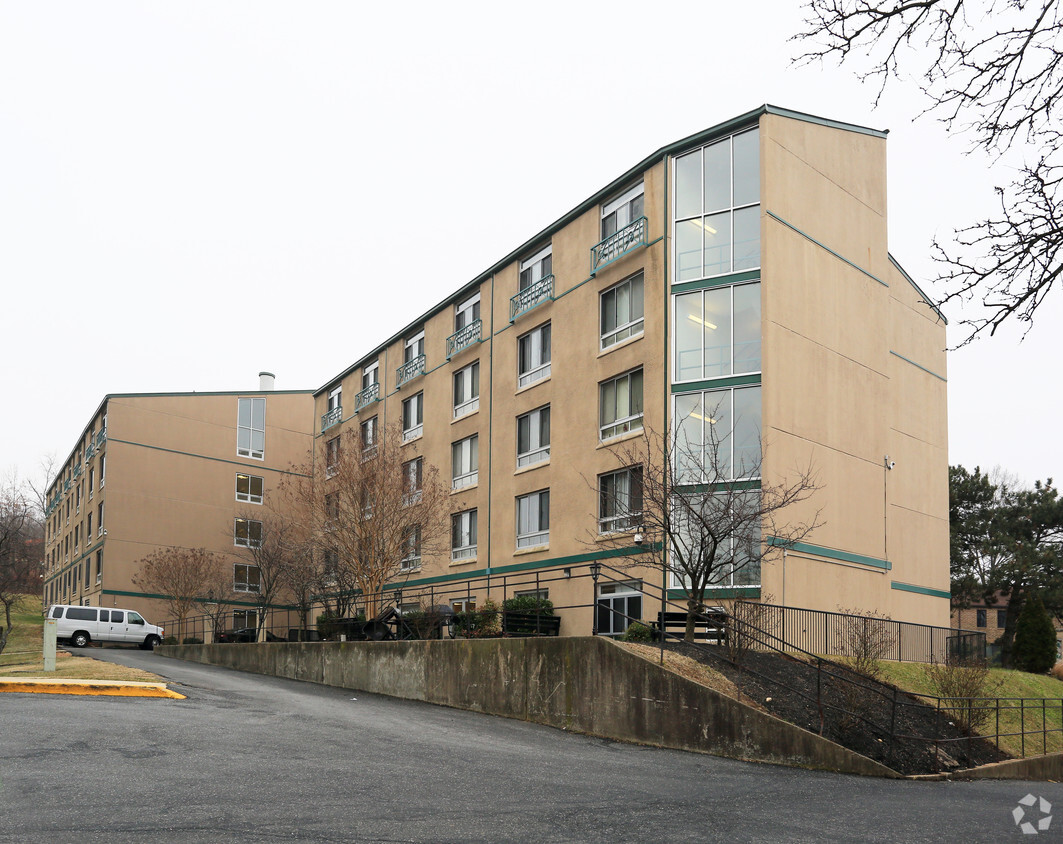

{"left": 737, "top": 601, "right": 986, "bottom": 664}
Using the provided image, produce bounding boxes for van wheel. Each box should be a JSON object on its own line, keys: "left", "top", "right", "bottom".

{"left": 141, "top": 635, "right": 161, "bottom": 651}
{"left": 71, "top": 632, "right": 90, "bottom": 648}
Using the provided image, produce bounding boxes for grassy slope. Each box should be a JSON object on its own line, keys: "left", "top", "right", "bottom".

{"left": 876, "top": 660, "right": 1063, "bottom": 758}
{"left": 0, "top": 595, "right": 163, "bottom": 682}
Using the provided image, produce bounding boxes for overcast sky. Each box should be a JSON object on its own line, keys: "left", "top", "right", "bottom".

{"left": 2, "top": 1, "right": 1058, "bottom": 492}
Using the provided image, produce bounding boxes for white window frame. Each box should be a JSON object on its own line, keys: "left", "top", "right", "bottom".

{"left": 598, "top": 466, "right": 643, "bottom": 534}
{"left": 403, "top": 457, "right": 423, "bottom": 506}
{"left": 601, "top": 183, "right": 645, "bottom": 238}
{"left": 453, "top": 361, "right": 480, "bottom": 418}
{"left": 325, "top": 437, "right": 340, "bottom": 478}
{"left": 401, "top": 525, "right": 421, "bottom": 571}
{"left": 451, "top": 509, "right": 477, "bottom": 561}
{"left": 600, "top": 271, "right": 645, "bottom": 349}
{"left": 234, "top": 563, "right": 261, "bottom": 593}
{"left": 452, "top": 435, "right": 478, "bottom": 490}
{"left": 404, "top": 331, "right": 425, "bottom": 364}
{"left": 327, "top": 384, "right": 342, "bottom": 412}
{"left": 402, "top": 392, "right": 424, "bottom": 442}
{"left": 237, "top": 397, "right": 266, "bottom": 460}
{"left": 516, "top": 489, "right": 550, "bottom": 549}
{"left": 234, "top": 518, "right": 262, "bottom": 548}
{"left": 361, "top": 416, "right": 378, "bottom": 457}
{"left": 517, "top": 405, "right": 550, "bottom": 468}
{"left": 599, "top": 368, "right": 644, "bottom": 441}
{"left": 236, "top": 473, "right": 264, "bottom": 504}
{"left": 519, "top": 244, "right": 552, "bottom": 291}
{"left": 455, "top": 292, "right": 481, "bottom": 332}
{"left": 362, "top": 360, "right": 379, "bottom": 390}
{"left": 517, "top": 322, "right": 551, "bottom": 388}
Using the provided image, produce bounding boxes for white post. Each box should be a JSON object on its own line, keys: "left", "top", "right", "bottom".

{"left": 43, "top": 618, "right": 57, "bottom": 672}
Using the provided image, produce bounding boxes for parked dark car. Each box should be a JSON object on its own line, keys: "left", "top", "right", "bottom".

{"left": 216, "top": 627, "right": 257, "bottom": 643}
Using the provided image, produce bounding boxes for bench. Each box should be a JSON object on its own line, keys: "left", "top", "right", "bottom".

{"left": 651, "top": 608, "right": 727, "bottom": 644}
{"left": 502, "top": 611, "right": 561, "bottom": 637}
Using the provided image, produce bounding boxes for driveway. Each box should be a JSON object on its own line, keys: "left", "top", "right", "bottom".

{"left": 0, "top": 647, "right": 1058, "bottom": 843}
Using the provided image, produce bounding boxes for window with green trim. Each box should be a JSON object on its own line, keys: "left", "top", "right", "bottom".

{"left": 674, "top": 282, "right": 760, "bottom": 382}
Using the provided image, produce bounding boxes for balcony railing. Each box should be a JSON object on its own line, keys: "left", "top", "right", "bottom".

{"left": 590, "top": 216, "right": 647, "bottom": 275}
{"left": 355, "top": 382, "right": 380, "bottom": 412}
{"left": 509, "top": 275, "right": 554, "bottom": 322}
{"left": 321, "top": 405, "right": 342, "bottom": 433}
{"left": 396, "top": 355, "right": 425, "bottom": 387}
{"left": 447, "top": 319, "right": 482, "bottom": 359}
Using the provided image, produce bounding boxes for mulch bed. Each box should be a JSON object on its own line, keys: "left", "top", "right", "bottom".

{"left": 664, "top": 641, "right": 1010, "bottom": 776}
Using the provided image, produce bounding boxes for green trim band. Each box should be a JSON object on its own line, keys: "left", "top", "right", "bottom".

{"left": 891, "top": 581, "right": 950, "bottom": 599}
{"left": 43, "top": 539, "right": 106, "bottom": 584}
{"left": 674, "top": 480, "right": 762, "bottom": 494}
{"left": 765, "top": 210, "right": 888, "bottom": 288}
{"left": 668, "top": 587, "right": 760, "bottom": 600}
{"left": 672, "top": 374, "right": 761, "bottom": 393}
{"left": 101, "top": 588, "right": 298, "bottom": 611}
{"left": 889, "top": 351, "right": 947, "bottom": 382}
{"left": 671, "top": 270, "right": 760, "bottom": 293}
{"left": 108, "top": 439, "right": 311, "bottom": 476}
{"left": 768, "top": 537, "right": 891, "bottom": 571}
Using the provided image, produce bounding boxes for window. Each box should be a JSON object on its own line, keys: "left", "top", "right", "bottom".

{"left": 452, "top": 435, "right": 478, "bottom": 489}
{"left": 402, "top": 457, "right": 423, "bottom": 505}
{"left": 361, "top": 416, "right": 378, "bottom": 456}
{"left": 674, "top": 385, "right": 761, "bottom": 482}
{"left": 99, "top": 454, "right": 106, "bottom": 488}
{"left": 401, "top": 392, "right": 424, "bottom": 442}
{"left": 600, "top": 369, "right": 644, "bottom": 440}
{"left": 597, "top": 581, "right": 643, "bottom": 636}
{"left": 236, "top": 473, "right": 264, "bottom": 504}
{"left": 516, "top": 489, "right": 550, "bottom": 548}
{"left": 452, "top": 510, "right": 477, "bottom": 561}
{"left": 97, "top": 502, "right": 104, "bottom": 537}
{"left": 519, "top": 245, "right": 552, "bottom": 290}
{"left": 75, "top": 484, "right": 81, "bottom": 514}
{"left": 452, "top": 598, "right": 476, "bottom": 613}
{"left": 234, "top": 518, "right": 262, "bottom": 548}
{"left": 671, "top": 489, "right": 762, "bottom": 589}
{"left": 977, "top": 609, "right": 987, "bottom": 628}
{"left": 362, "top": 361, "right": 379, "bottom": 390}
{"left": 518, "top": 323, "right": 551, "bottom": 388}
{"left": 599, "top": 467, "right": 643, "bottom": 533}
{"left": 997, "top": 609, "right": 1007, "bottom": 628}
{"left": 237, "top": 397, "right": 266, "bottom": 459}
{"left": 234, "top": 563, "right": 261, "bottom": 593}
{"left": 674, "top": 282, "right": 760, "bottom": 382}
{"left": 674, "top": 128, "right": 760, "bottom": 281}
{"left": 601, "top": 272, "right": 645, "bottom": 349}
{"left": 88, "top": 467, "right": 94, "bottom": 499}
{"left": 404, "top": 331, "right": 425, "bottom": 363}
{"left": 517, "top": 406, "right": 550, "bottom": 467}
{"left": 455, "top": 292, "right": 480, "bottom": 331}
{"left": 401, "top": 526, "right": 422, "bottom": 571}
{"left": 234, "top": 609, "right": 258, "bottom": 629}
{"left": 601, "top": 183, "right": 645, "bottom": 239}
{"left": 324, "top": 492, "right": 339, "bottom": 525}
{"left": 87, "top": 512, "right": 92, "bottom": 539}
{"left": 327, "top": 384, "right": 342, "bottom": 412}
{"left": 95, "top": 550, "right": 102, "bottom": 583}
{"left": 453, "top": 361, "right": 480, "bottom": 418}
{"left": 326, "top": 437, "right": 341, "bottom": 478}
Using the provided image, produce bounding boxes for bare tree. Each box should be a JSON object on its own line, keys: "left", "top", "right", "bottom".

{"left": 132, "top": 547, "right": 224, "bottom": 642}
{"left": 795, "top": 0, "right": 1063, "bottom": 343}
{"left": 283, "top": 423, "right": 451, "bottom": 618}
{"left": 0, "top": 480, "right": 42, "bottom": 656}
{"left": 192, "top": 563, "right": 239, "bottom": 643}
{"left": 596, "top": 421, "right": 822, "bottom": 642}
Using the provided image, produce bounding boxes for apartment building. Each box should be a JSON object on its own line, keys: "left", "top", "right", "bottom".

{"left": 312, "top": 104, "right": 952, "bottom": 633}
{"left": 42, "top": 376, "right": 315, "bottom": 630}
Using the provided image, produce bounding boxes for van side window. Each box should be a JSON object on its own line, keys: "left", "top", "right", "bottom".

{"left": 111, "top": 611, "right": 124, "bottom": 623}
{"left": 99, "top": 610, "right": 110, "bottom": 622}
{"left": 51, "top": 607, "right": 63, "bottom": 618}
{"left": 128, "top": 613, "right": 144, "bottom": 625}
{"left": 67, "top": 607, "right": 97, "bottom": 621}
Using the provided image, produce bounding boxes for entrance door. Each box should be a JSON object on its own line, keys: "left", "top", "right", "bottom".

{"left": 596, "top": 581, "right": 643, "bottom": 636}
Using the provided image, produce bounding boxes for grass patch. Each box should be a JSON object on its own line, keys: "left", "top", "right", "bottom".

{"left": 0, "top": 595, "right": 164, "bottom": 684}
{"left": 876, "top": 660, "right": 1063, "bottom": 758}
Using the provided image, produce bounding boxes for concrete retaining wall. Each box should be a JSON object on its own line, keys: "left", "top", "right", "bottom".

{"left": 160, "top": 637, "right": 899, "bottom": 777}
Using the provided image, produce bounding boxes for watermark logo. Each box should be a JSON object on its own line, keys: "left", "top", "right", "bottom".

{"left": 1014, "top": 794, "right": 1052, "bottom": 835}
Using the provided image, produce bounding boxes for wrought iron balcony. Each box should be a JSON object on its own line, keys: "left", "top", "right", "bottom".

{"left": 355, "top": 382, "right": 380, "bottom": 412}
{"left": 446, "top": 319, "right": 482, "bottom": 359}
{"left": 509, "top": 275, "right": 554, "bottom": 322}
{"left": 590, "top": 216, "right": 648, "bottom": 275}
{"left": 396, "top": 354, "right": 426, "bottom": 387}
{"left": 321, "top": 405, "right": 342, "bottom": 433}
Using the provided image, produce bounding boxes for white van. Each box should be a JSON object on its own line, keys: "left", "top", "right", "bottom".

{"left": 46, "top": 604, "right": 165, "bottom": 650}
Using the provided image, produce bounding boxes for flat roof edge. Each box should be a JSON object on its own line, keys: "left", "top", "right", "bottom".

{"left": 888, "top": 254, "right": 948, "bottom": 324}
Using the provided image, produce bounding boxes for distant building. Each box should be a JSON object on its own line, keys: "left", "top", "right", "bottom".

{"left": 952, "top": 593, "right": 1063, "bottom": 664}
{"left": 42, "top": 376, "right": 314, "bottom": 631}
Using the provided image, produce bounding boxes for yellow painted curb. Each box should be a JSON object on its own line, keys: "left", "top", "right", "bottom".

{"left": 0, "top": 678, "right": 185, "bottom": 699}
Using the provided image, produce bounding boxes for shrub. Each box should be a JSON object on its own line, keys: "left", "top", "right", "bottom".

{"left": 1013, "top": 596, "right": 1057, "bottom": 674}
{"left": 834, "top": 608, "right": 897, "bottom": 683}
{"left": 162, "top": 636, "right": 178, "bottom": 646}
{"left": 620, "top": 622, "right": 654, "bottom": 643}
{"left": 926, "top": 658, "right": 999, "bottom": 734}
{"left": 502, "top": 595, "right": 555, "bottom": 615}
{"left": 182, "top": 637, "right": 203, "bottom": 645}
{"left": 453, "top": 598, "right": 502, "bottom": 638}
{"left": 1050, "top": 662, "right": 1063, "bottom": 682}
{"left": 317, "top": 611, "right": 340, "bottom": 641}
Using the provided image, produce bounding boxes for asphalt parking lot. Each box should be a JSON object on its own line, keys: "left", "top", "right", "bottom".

{"left": 1, "top": 648, "right": 1059, "bottom": 843}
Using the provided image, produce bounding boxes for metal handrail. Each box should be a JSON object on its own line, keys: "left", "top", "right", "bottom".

{"left": 591, "top": 217, "right": 647, "bottom": 274}
{"left": 396, "top": 355, "right": 425, "bottom": 387}
{"left": 509, "top": 275, "right": 554, "bottom": 322}
{"left": 446, "top": 320, "right": 482, "bottom": 359}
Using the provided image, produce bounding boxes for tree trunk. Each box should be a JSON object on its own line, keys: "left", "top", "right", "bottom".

{"left": 685, "top": 596, "right": 701, "bottom": 643}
